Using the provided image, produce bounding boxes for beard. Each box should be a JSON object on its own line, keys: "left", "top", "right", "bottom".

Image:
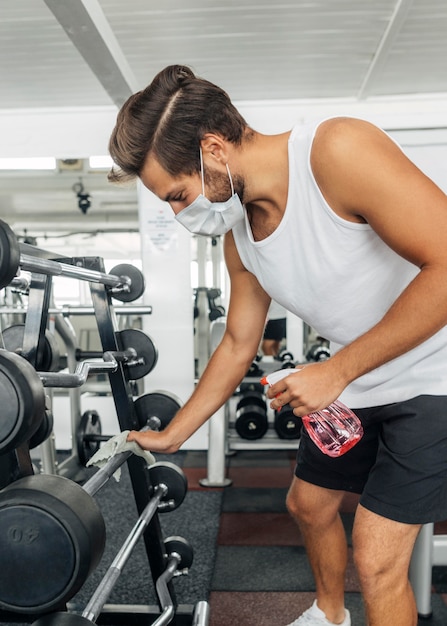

{"left": 203, "top": 165, "right": 245, "bottom": 204}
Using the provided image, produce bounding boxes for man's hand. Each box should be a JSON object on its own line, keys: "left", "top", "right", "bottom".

{"left": 126, "top": 428, "right": 179, "bottom": 455}
{"left": 266, "top": 361, "right": 346, "bottom": 416}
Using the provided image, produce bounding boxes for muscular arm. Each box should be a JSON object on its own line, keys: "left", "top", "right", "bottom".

{"left": 129, "top": 232, "right": 271, "bottom": 451}
{"left": 269, "top": 117, "right": 447, "bottom": 414}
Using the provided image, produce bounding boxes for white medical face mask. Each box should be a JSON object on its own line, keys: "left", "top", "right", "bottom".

{"left": 175, "top": 149, "right": 244, "bottom": 236}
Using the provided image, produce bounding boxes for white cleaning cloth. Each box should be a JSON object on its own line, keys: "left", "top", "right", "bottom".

{"left": 86, "top": 430, "right": 155, "bottom": 481}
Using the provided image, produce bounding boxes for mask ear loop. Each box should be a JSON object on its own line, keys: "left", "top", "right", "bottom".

{"left": 226, "top": 163, "right": 235, "bottom": 196}
{"left": 199, "top": 147, "right": 206, "bottom": 196}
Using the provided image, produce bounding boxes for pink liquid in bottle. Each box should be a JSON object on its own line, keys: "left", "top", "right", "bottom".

{"left": 301, "top": 400, "right": 363, "bottom": 457}
{"left": 261, "top": 369, "right": 363, "bottom": 457}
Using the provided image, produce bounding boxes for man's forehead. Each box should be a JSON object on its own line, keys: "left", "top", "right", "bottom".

{"left": 141, "top": 156, "right": 170, "bottom": 190}
{"left": 141, "top": 157, "right": 191, "bottom": 197}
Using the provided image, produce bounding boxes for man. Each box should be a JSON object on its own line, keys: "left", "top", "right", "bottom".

{"left": 262, "top": 300, "right": 287, "bottom": 357}
{"left": 108, "top": 64, "right": 447, "bottom": 626}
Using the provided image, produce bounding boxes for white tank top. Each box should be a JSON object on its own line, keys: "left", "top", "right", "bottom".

{"left": 232, "top": 118, "right": 447, "bottom": 408}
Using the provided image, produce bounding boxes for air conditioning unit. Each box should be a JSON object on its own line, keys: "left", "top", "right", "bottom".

{"left": 58, "top": 159, "right": 84, "bottom": 172}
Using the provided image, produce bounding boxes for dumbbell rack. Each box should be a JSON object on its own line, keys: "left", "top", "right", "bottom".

{"left": 227, "top": 389, "right": 301, "bottom": 450}
{"left": 228, "top": 354, "right": 302, "bottom": 450}
{"left": 87, "top": 256, "right": 173, "bottom": 603}
{"left": 199, "top": 360, "right": 301, "bottom": 488}
{"left": 0, "top": 234, "right": 201, "bottom": 624}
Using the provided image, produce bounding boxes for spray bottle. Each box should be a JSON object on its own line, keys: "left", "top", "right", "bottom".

{"left": 261, "top": 368, "right": 363, "bottom": 457}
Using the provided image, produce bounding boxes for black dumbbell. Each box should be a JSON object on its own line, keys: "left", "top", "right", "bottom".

{"left": 306, "top": 339, "right": 331, "bottom": 362}
{"left": 0, "top": 459, "right": 187, "bottom": 614}
{"left": 235, "top": 391, "right": 268, "bottom": 440}
{"left": 274, "top": 404, "right": 302, "bottom": 439}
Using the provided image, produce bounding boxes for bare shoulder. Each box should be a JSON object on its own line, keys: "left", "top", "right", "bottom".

{"left": 310, "top": 117, "right": 414, "bottom": 221}
{"left": 312, "top": 116, "right": 395, "bottom": 160}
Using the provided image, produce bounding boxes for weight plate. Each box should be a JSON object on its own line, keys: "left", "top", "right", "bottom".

{"left": 235, "top": 405, "right": 269, "bottom": 440}
{"left": 109, "top": 263, "right": 145, "bottom": 303}
{"left": 306, "top": 343, "right": 331, "bottom": 362}
{"left": 236, "top": 391, "right": 266, "bottom": 411}
{"left": 281, "top": 361, "right": 297, "bottom": 370}
{"left": 208, "top": 305, "right": 225, "bottom": 321}
{"left": 0, "top": 474, "right": 105, "bottom": 614}
{"left": 240, "top": 381, "right": 265, "bottom": 394}
{"left": 29, "top": 410, "right": 54, "bottom": 450}
{"left": 134, "top": 390, "right": 182, "bottom": 431}
{"left": 278, "top": 350, "right": 294, "bottom": 362}
{"left": 118, "top": 328, "right": 158, "bottom": 380}
{"left": 76, "top": 410, "right": 102, "bottom": 466}
{"left": 2, "top": 324, "right": 60, "bottom": 372}
{"left": 246, "top": 361, "right": 263, "bottom": 377}
{"left": 0, "top": 349, "right": 46, "bottom": 454}
{"left": 148, "top": 462, "right": 188, "bottom": 512}
{"left": 274, "top": 406, "right": 302, "bottom": 440}
{"left": 0, "top": 219, "right": 20, "bottom": 290}
{"left": 164, "top": 535, "right": 194, "bottom": 570}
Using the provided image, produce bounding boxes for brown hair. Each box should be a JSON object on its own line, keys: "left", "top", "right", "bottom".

{"left": 108, "top": 64, "right": 248, "bottom": 183}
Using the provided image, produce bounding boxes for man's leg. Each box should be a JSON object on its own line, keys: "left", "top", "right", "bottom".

{"left": 352, "top": 504, "right": 421, "bottom": 626}
{"left": 261, "top": 337, "right": 281, "bottom": 356}
{"left": 287, "top": 476, "right": 348, "bottom": 624}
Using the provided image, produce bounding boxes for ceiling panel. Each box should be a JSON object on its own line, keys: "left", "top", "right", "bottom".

{"left": 0, "top": 0, "right": 111, "bottom": 108}
{"left": 0, "top": 0, "right": 446, "bottom": 111}
{"left": 102, "top": 0, "right": 397, "bottom": 100}
{"left": 371, "top": 1, "right": 447, "bottom": 96}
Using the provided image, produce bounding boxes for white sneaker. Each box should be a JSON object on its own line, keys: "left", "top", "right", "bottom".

{"left": 286, "top": 600, "right": 351, "bottom": 626}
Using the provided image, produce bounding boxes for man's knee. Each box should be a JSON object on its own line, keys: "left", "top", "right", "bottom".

{"left": 352, "top": 505, "right": 421, "bottom": 589}
{"left": 286, "top": 477, "right": 344, "bottom": 527}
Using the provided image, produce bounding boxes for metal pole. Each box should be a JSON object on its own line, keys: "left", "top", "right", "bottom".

{"left": 0, "top": 305, "right": 152, "bottom": 316}
{"left": 83, "top": 446, "right": 138, "bottom": 497}
{"left": 151, "top": 554, "right": 182, "bottom": 626}
{"left": 54, "top": 313, "right": 83, "bottom": 456}
{"left": 409, "top": 523, "right": 434, "bottom": 618}
{"left": 82, "top": 484, "right": 167, "bottom": 622}
{"left": 82, "top": 423, "right": 152, "bottom": 498}
{"left": 192, "top": 601, "right": 211, "bottom": 626}
{"left": 19, "top": 253, "right": 129, "bottom": 289}
{"left": 37, "top": 350, "right": 135, "bottom": 387}
{"left": 199, "top": 404, "right": 232, "bottom": 487}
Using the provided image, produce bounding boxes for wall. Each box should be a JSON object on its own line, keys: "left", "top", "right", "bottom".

{"left": 137, "top": 183, "right": 201, "bottom": 449}
{"left": 2, "top": 94, "right": 447, "bottom": 158}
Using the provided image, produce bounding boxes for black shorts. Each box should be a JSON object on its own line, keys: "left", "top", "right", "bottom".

{"left": 294, "top": 395, "right": 447, "bottom": 524}
{"left": 263, "top": 318, "right": 286, "bottom": 341}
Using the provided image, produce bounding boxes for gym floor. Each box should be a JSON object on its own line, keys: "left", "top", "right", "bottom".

{"left": 181, "top": 447, "right": 447, "bottom": 626}
{"left": 3, "top": 447, "right": 447, "bottom": 626}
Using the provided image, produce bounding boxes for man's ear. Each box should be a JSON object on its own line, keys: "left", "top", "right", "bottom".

{"left": 200, "top": 133, "right": 229, "bottom": 165}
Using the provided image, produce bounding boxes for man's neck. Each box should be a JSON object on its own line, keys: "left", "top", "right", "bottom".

{"left": 241, "top": 130, "right": 291, "bottom": 240}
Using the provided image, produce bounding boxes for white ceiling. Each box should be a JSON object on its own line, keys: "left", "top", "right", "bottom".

{"left": 1, "top": 0, "right": 447, "bottom": 235}
{"left": 3, "top": 0, "right": 447, "bottom": 108}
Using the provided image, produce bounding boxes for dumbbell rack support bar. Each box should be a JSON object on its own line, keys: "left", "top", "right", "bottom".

{"left": 19, "top": 253, "right": 130, "bottom": 290}
{"left": 37, "top": 350, "right": 135, "bottom": 388}
{"left": 0, "top": 304, "right": 152, "bottom": 316}
{"left": 82, "top": 484, "right": 168, "bottom": 623}
{"left": 88, "top": 261, "right": 172, "bottom": 608}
